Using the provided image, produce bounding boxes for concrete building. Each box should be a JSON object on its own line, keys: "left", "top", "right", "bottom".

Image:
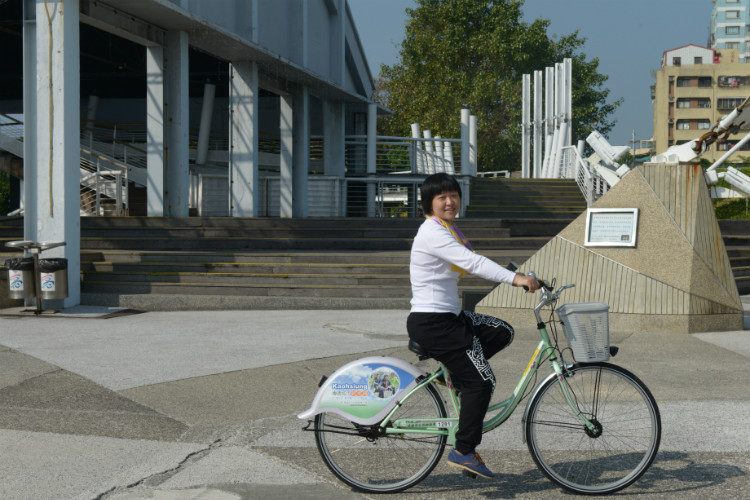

{"left": 652, "top": 45, "right": 750, "bottom": 160}
{"left": 0, "top": 0, "right": 383, "bottom": 307}
{"left": 710, "top": 0, "right": 750, "bottom": 62}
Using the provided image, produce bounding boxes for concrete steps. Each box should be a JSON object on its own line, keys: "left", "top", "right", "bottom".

{"left": 720, "top": 219, "right": 750, "bottom": 295}
{"left": 465, "top": 178, "right": 587, "bottom": 219}
{"left": 3, "top": 212, "right": 748, "bottom": 309}
{"left": 69, "top": 217, "right": 553, "bottom": 309}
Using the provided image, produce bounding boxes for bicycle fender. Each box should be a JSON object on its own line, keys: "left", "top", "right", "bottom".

{"left": 297, "top": 356, "right": 426, "bottom": 425}
{"left": 520, "top": 370, "right": 559, "bottom": 444}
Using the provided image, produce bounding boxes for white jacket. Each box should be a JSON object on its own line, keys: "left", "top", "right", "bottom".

{"left": 409, "top": 218, "right": 516, "bottom": 315}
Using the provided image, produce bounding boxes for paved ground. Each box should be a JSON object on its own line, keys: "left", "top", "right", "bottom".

{"left": 0, "top": 298, "right": 748, "bottom": 500}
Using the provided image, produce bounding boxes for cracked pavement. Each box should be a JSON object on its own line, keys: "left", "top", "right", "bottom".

{"left": 0, "top": 306, "right": 748, "bottom": 500}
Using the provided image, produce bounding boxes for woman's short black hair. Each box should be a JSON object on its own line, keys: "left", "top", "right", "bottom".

{"left": 420, "top": 173, "right": 462, "bottom": 215}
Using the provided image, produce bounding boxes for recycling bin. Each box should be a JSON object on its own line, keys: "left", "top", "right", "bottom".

{"left": 5, "top": 257, "right": 36, "bottom": 299}
{"left": 38, "top": 258, "right": 68, "bottom": 300}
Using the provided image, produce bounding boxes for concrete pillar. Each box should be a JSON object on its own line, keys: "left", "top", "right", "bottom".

{"left": 165, "top": 30, "right": 189, "bottom": 216}
{"left": 22, "top": 0, "right": 37, "bottom": 240}
{"left": 27, "top": 0, "right": 81, "bottom": 307}
{"left": 522, "top": 74, "right": 531, "bottom": 178}
{"left": 366, "top": 103, "right": 377, "bottom": 217}
{"left": 146, "top": 45, "right": 165, "bottom": 216}
{"left": 229, "top": 61, "right": 259, "bottom": 217}
{"left": 323, "top": 99, "right": 345, "bottom": 178}
{"left": 468, "top": 114, "right": 478, "bottom": 177}
{"left": 330, "top": 0, "right": 346, "bottom": 84}
{"left": 85, "top": 95, "right": 99, "bottom": 125}
{"left": 196, "top": 82, "right": 216, "bottom": 165}
{"left": 280, "top": 95, "right": 294, "bottom": 218}
{"left": 292, "top": 87, "right": 309, "bottom": 217}
{"left": 533, "top": 70, "right": 543, "bottom": 179}
{"left": 460, "top": 108, "right": 470, "bottom": 176}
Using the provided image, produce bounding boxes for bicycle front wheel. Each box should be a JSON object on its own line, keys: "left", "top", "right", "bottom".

{"left": 525, "top": 363, "right": 661, "bottom": 495}
{"left": 314, "top": 382, "right": 447, "bottom": 493}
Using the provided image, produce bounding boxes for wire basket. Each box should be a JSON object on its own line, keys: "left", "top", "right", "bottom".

{"left": 556, "top": 302, "right": 610, "bottom": 362}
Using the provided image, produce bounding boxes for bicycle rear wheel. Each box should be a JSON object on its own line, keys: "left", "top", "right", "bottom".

{"left": 314, "top": 382, "right": 447, "bottom": 493}
{"left": 525, "top": 363, "right": 661, "bottom": 495}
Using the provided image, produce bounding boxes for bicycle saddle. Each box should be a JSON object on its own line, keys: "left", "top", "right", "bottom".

{"left": 408, "top": 339, "right": 430, "bottom": 361}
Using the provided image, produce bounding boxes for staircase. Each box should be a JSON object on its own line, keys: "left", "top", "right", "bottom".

{"left": 465, "top": 177, "right": 588, "bottom": 219}
{"left": 74, "top": 217, "right": 560, "bottom": 310}
{"left": 720, "top": 219, "right": 750, "bottom": 295}
{"left": 0, "top": 216, "right": 563, "bottom": 310}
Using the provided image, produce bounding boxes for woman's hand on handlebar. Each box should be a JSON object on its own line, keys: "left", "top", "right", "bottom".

{"left": 513, "top": 273, "right": 540, "bottom": 293}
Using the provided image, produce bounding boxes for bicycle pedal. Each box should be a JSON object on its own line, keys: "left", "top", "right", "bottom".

{"left": 462, "top": 470, "right": 477, "bottom": 479}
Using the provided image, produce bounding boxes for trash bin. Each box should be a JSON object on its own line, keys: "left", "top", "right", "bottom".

{"left": 38, "top": 258, "right": 68, "bottom": 300}
{"left": 5, "top": 257, "right": 36, "bottom": 299}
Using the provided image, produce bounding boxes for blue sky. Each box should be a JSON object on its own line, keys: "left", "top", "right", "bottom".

{"left": 348, "top": 0, "right": 714, "bottom": 150}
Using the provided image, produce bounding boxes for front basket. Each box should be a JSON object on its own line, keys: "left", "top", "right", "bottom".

{"left": 556, "top": 302, "right": 610, "bottom": 362}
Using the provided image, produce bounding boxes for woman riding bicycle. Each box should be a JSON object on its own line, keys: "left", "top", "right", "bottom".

{"left": 406, "top": 172, "right": 539, "bottom": 479}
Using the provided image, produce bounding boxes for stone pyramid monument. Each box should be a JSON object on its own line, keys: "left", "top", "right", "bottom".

{"left": 475, "top": 162, "right": 744, "bottom": 333}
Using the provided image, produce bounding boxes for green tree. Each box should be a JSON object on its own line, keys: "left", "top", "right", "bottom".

{"left": 378, "top": 0, "right": 621, "bottom": 171}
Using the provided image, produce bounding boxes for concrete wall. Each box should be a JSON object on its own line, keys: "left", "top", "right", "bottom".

{"left": 476, "top": 162, "right": 744, "bottom": 334}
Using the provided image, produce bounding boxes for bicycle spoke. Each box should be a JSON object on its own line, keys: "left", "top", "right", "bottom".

{"left": 525, "top": 363, "right": 661, "bottom": 495}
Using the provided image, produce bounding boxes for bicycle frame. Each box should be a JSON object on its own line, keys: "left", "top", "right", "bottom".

{"left": 384, "top": 283, "right": 598, "bottom": 444}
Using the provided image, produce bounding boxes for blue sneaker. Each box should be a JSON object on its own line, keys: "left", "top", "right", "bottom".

{"left": 447, "top": 449, "right": 494, "bottom": 479}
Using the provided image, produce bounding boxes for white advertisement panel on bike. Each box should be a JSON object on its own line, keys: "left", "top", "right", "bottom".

{"left": 298, "top": 356, "right": 425, "bottom": 425}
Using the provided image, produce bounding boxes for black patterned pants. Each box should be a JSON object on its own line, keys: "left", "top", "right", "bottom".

{"left": 406, "top": 311, "right": 514, "bottom": 454}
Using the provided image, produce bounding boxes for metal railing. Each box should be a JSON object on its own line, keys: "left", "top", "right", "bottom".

{"left": 344, "top": 135, "right": 463, "bottom": 175}
{"left": 79, "top": 154, "right": 129, "bottom": 216}
{"left": 561, "top": 146, "right": 611, "bottom": 206}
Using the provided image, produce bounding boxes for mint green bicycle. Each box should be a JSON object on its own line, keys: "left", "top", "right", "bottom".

{"left": 299, "top": 275, "right": 661, "bottom": 495}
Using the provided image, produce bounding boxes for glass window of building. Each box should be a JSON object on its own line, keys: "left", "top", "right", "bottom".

{"left": 727, "top": 10, "right": 740, "bottom": 19}
{"left": 718, "top": 97, "right": 745, "bottom": 109}
{"left": 676, "top": 77, "right": 691, "bottom": 87}
{"left": 727, "top": 26, "right": 741, "bottom": 35}
{"left": 698, "top": 77, "right": 712, "bottom": 87}
{"left": 672, "top": 57, "right": 681, "bottom": 65}
{"left": 698, "top": 98, "right": 711, "bottom": 108}
{"left": 676, "top": 120, "right": 690, "bottom": 130}
{"left": 694, "top": 56, "right": 703, "bottom": 64}
{"left": 697, "top": 120, "right": 711, "bottom": 130}
{"left": 726, "top": 42, "right": 740, "bottom": 49}
{"left": 719, "top": 75, "right": 750, "bottom": 87}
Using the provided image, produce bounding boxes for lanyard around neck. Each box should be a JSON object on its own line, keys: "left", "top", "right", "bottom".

{"left": 427, "top": 215, "right": 474, "bottom": 278}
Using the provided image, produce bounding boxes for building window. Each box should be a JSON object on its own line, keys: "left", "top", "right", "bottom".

{"left": 676, "top": 119, "right": 712, "bottom": 130}
{"left": 698, "top": 77, "right": 712, "bottom": 87}
{"left": 718, "top": 140, "right": 750, "bottom": 151}
{"left": 694, "top": 56, "right": 703, "bottom": 64}
{"left": 726, "top": 42, "right": 740, "bottom": 49}
{"left": 676, "top": 98, "right": 711, "bottom": 109}
{"left": 718, "top": 75, "right": 750, "bottom": 87}
{"left": 672, "top": 57, "right": 681, "bottom": 65}
{"left": 718, "top": 97, "right": 746, "bottom": 109}
{"left": 727, "top": 10, "right": 740, "bottom": 19}
{"left": 676, "top": 77, "right": 691, "bottom": 87}
{"left": 727, "top": 26, "right": 741, "bottom": 35}
{"left": 726, "top": 0, "right": 740, "bottom": 3}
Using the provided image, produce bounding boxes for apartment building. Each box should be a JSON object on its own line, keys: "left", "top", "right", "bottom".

{"left": 652, "top": 45, "right": 750, "bottom": 161}
{"left": 710, "top": 0, "right": 750, "bottom": 62}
